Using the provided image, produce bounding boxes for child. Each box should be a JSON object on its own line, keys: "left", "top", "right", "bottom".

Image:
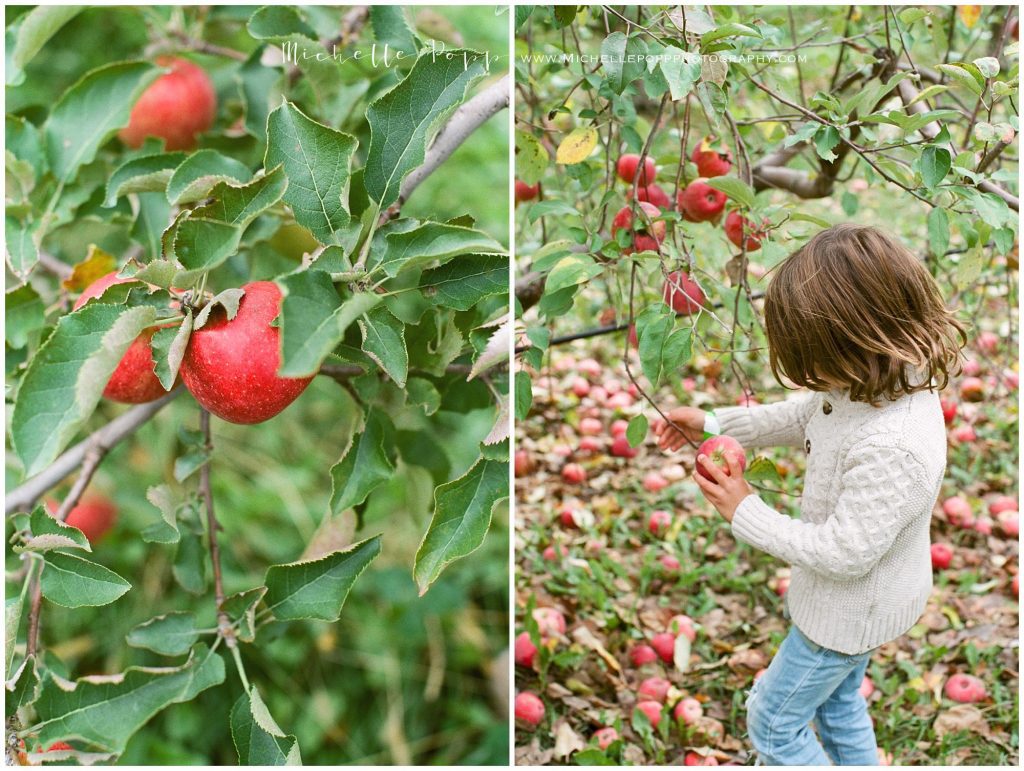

{"left": 654, "top": 224, "right": 965, "bottom": 765}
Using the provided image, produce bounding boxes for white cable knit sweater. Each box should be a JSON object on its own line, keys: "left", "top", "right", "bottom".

{"left": 713, "top": 386, "right": 947, "bottom": 655}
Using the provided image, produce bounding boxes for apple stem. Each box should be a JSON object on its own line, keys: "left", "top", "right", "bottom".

{"left": 199, "top": 409, "right": 233, "bottom": 647}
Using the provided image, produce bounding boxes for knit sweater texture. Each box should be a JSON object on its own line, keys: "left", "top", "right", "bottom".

{"left": 713, "top": 386, "right": 946, "bottom": 655}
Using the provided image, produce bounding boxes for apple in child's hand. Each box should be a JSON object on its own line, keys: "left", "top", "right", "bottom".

{"left": 943, "top": 673, "right": 987, "bottom": 703}
{"left": 119, "top": 57, "right": 216, "bottom": 151}
{"left": 638, "top": 676, "right": 671, "bottom": 703}
{"left": 514, "top": 632, "right": 537, "bottom": 668}
{"left": 674, "top": 697, "right": 703, "bottom": 725}
{"left": 515, "top": 692, "right": 545, "bottom": 728}
{"left": 696, "top": 436, "right": 747, "bottom": 481}
{"left": 635, "top": 700, "right": 663, "bottom": 727}
{"left": 930, "top": 543, "right": 953, "bottom": 570}
{"left": 594, "top": 727, "right": 618, "bottom": 750}
{"left": 630, "top": 644, "right": 658, "bottom": 667}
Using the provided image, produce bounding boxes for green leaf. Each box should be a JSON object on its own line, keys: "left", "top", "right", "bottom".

{"left": 330, "top": 409, "right": 396, "bottom": 514}
{"left": 6, "top": 657, "right": 40, "bottom": 718}
{"left": 358, "top": 307, "right": 408, "bottom": 386}
{"left": 142, "top": 485, "right": 181, "bottom": 544}
{"left": 813, "top": 126, "right": 841, "bottom": 162}
{"left": 7, "top": 7, "right": 82, "bottom": 85}
{"left": 265, "top": 102, "right": 357, "bottom": 244}
{"left": 126, "top": 612, "right": 199, "bottom": 656}
{"left": 935, "top": 63, "right": 984, "bottom": 96}
{"left": 166, "top": 150, "right": 251, "bottom": 205}
{"left": 5, "top": 597, "right": 21, "bottom": 677}
{"left": 236, "top": 46, "right": 280, "bottom": 140}
{"left": 701, "top": 22, "right": 762, "bottom": 45}
{"left": 11, "top": 303, "right": 156, "bottom": 475}
{"left": 171, "top": 218, "right": 243, "bottom": 285}
{"left": 927, "top": 207, "right": 949, "bottom": 257}
{"left": 600, "top": 32, "right": 647, "bottom": 93}
{"left": 627, "top": 415, "right": 648, "bottom": 447}
{"left": 745, "top": 456, "right": 783, "bottom": 485}
{"left": 515, "top": 130, "right": 549, "bottom": 186}
{"left": 663, "top": 327, "right": 693, "bottom": 376}
{"left": 44, "top": 61, "right": 160, "bottom": 184}
{"left": 40, "top": 552, "right": 131, "bottom": 608}
{"left": 920, "top": 146, "right": 951, "bottom": 188}
{"left": 264, "top": 536, "right": 381, "bottom": 621}
{"left": 104, "top": 152, "right": 186, "bottom": 207}
{"left": 189, "top": 166, "right": 289, "bottom": 230}
{"left": 222, "top": 587, "right": 266, "bottom": 643}
{"left": 32, "top": 645, "right": 224, "bottom": 754}
{"left": 419, "top": 253, "right": 508, "bottom": 310}
{"left": 545, "top": 254, "right": 604, "bottom": 294}
{"left": 277, "top": 271, "right": 382, "bottom": 377}
{"left": 23, "top": 506, "right": 91, "bottom": 553}
{"left": 231, "top": 689, "right": 301, "bottom": 765}
{"left": 414, "top": 458, "right": 508, "bottom": 595}
{"left": 706, "top": 177, "right": 755, "bottom": 209}
{"left": 133, "top": 193, "right": 172, "bottom": 263}
{"left": 376, "top": 221, "right": 504, "bottom": 277}
{"left": 636, "top": 306, "right": 673, "bottom": 388}
{"left": 5, "top": 283, "right": 44, "bottom": 349}
{"left": 659, "top": 46, "right": 701, "bottom": 101}
{"left": 5, "top": 215, "right": 40, "bottom": 278}
{"left": 364, "top": 49, "right": 488, "bottom": 207}
{"left": 370, "top": 5, "right": 419, "bottom": 55}
{"left": 150, "top": 311, "right": 192, "bottom": 391}
{"left": 695, "top": 82, "right": 727, "bottom": 131}
{"left": 515, "top": 372, "right": 533, "bottom": 421}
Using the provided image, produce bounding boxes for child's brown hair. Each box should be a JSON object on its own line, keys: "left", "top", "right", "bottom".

{"left": 764, "top": 224, "right": 966, "bottom": 404}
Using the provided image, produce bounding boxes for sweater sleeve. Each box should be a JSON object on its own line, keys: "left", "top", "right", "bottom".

{"left": 712, "top": 391, "right": 818, "bottom": 449}
{"left": 730, "top": 441, "right": 931, "bottom": 581}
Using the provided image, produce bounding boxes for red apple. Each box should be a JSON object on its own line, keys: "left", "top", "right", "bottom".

{"left": 943, "top": 673, "right": 987, "bottom": 703}
{"left": 997, "top": 512, "right": 1019, "bottom": 538}
{"left": 674, "top": 696, "right": 703, "bottom": 724}
{"left": 635, "top": 700, "right": 663, "bottom": 727}
{"left": 515, "top": 692, "right": 545, "bottom": 728}
{"left": 648, "top": 510, "right": 672, "bottom": 536}
{"left": 660, "top": 554, "right": 681, "bottom": 572}
{"left": 662, "top": 271, "right": 706, "bottom": 315}
{"left": 74, "top": 272, "right": 172, "bottom": 404}
{"left": 514, "top": 450, "right": 534, "bottom": 477}
{"left": 977, "top": 331, "right": 999, "bottom": 354}
{"left": 691, "top": 137, "right": 733, "bottom": 177}
{"left": 684, "top": 751, "right": 718, "bottom": 766}
{"left": 611, "top": 419, "right": 630, "bottom": 438}
{"left": 667, "top": 614, "right": 697, "bottom": 642}
{"left": 630, "top": 644, "right": 658, "bottom": 667}
{"left": 724, "top": 211, "right": 768, "bottom": 251}
{"left": 572, "top": 377, "right": 591, "bottom": 397}
{"left": 962, "top": 359, "right": 982, "bottom": 376}
{"left": 940, "top": 397, "right": 957, "bottom": 424}
{"left": 617, "top": 153, "right": 656, "bottom": 185}
{"left": 974, "top": 517, "right": 993, "bottom": 535}
{"left": 988, "top": 496, "right": 1018, "bottom": 516}
{"left": 561, "top": 463, "right": 586, "bottom": 484}
{"left": 607, "top": 391, "right": 634, "bottom": 409}
{"left": 930, "top": 543, "right": 953, "bottom": 570}
{"left": 119, "top": 57, "right": 216, "bottom": 151}
{"left": 580, "top": 417, "right": 603, "bottom": 436}
{"left": 611, "top": 202, "right": 666, "bottom": 254}
{"left": 47, "top": 495, "right": 118, "bottom": 544}
{"left": 514, "top": 631, "right": 537, "bottom": 668}
{"left": 629, "top": 183, "right": 672, "bottom": 209}
{"left": 942, "top": 497, "right": 974, "bottom": 527}
{"left": 696, "top": 436, "right": 747, "bottom": 482}
{"left": 542, "top": 544, "right": 568, "bottom": 561}
{"left": 611, "top": 436, "right": 638, "bottom": 458}
{"left": 579, "top": 436, "right": 602, "bottom": 453}
{"left": 638, "top": 676, "right": 671, "bottom": 703}
{"left": 951, "top": 424, "right": 977, "bottom": 443}
{"left": 960, "top": 376, "right": 985, "bottom": 401}
{"left": 678, "top": 179, "right": 726, "bottom": 222}
{"left": 578, "top": 358, "right": 603, "bottom": 379}
{"left": 533, "top": 607, "right": 566, "bottom": 638}
{"left": 594, "top": 727, "right": 619, "bottom": 750}
{"left": 650, "top": 632, "right": 676, "bottom": 662}
{"left": 181, "top": 282, "right": 312, "bottom": 424}
{"left": 514, "top": 180, "right": 540, "bottom": 204}
{"left": 859, "top": 676, "right": 875, "bottom": 699}
{"left": 775, "top": 576, "right": 789, "bottom": 596}
{"left": 643, "top": 472, "right": 669, "bottom": 492}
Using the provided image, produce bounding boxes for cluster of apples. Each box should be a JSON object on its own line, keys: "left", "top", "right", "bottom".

{"left": 76, "top": 274, "right": 312, "bottom": 424}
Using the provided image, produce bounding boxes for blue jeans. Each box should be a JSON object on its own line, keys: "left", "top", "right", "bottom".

{"left": 746, "top": 625, "right": 877, "bottom": 765}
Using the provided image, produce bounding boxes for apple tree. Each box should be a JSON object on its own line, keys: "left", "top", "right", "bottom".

{"left": 6, "top": 5, "right": 510, "bottom": 764}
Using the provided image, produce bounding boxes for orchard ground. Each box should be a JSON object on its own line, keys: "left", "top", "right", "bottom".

{"left": 514, "top": 310, "right": 1018, "bottom": 765}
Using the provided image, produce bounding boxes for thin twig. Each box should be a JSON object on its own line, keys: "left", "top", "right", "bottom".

{"left": 199, "top": 409, "right": 232, "bottom": 646}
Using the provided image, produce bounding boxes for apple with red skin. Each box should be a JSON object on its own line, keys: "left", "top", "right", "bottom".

{"left": 119, "top": 57, "right": 216, "bottom": 151}
{"left": 594, "top": 727, "right": 619, "bottom": 750}
{"left": 691, "top": 138, "right": 733, "bottom": 178}
{"left": 674, "top": 697, "right": 703, "bottom": 725}
{"left": 974, "top": 517, "right": 993, "bottom": 536}
{"left": 533, "top": 607, "right": 566, "bottom": 637}
{"left": 1013, "top": 574, "right": 1019, "bottom": 596}
{"left": 997, "top": 512, "right": 1019, "bottom": 538}
{"left": 47, "top": 742, "right": 74, "bottom": 752}
{"left": 960, "top": 376, "right": 985, "bottom": 401}
{"left": 685, "top": 752, "right": 719, "bottom": 766}
{"left": 611, "top": 419, "right": 630, "bottom": 438}
{"left": 648, "top": 510, "right": 672, "bottom": 536}
{"left": 859, "top": 676, "right": 875, "bottom": 699}
{"left": 942, "top": 496, "right": 974, "bottom": 527}
{"left": 930, "top": 543, "right": 953, "bottom": 570}
{"left": 515, "top": 692, "right": 545, "bottom": 728}
{"left": 514, "top": 180, "right": 540, "bottom": 204}
{"left": 988, "top": 496, "right": 1018, "bottom": 516}
{"left": 650, "top": 631, "right": 676, "bottom": 662}
{"left": 561, "top": 463, "right": 587, "bottom": 484}
{"left": 612, "top": 202, "right": 666, "bottom": 254}
{"left": 660, "top": 554, "right": 681, "bottom": 572}
{"left": 962, "top": 358, "right": 982, "bottom": 376}
{"left": 663, "top": 271, "right": 707, "bottom": 315}
{"left": 607, "top": 391, "right": 633, "bottom": 409}
{"left": 678, "top": 179, "right": 726, "bottom": 222}
{"left": 943, "top": 673, "right": 987, "bottom": 703}
{"left": 514, "top": 450, "right": 534, "bottom": 477}
{"left": 724, "top": 211, "right": 768, "bottom": 251}
{"left": 542, "top": 544, "right": 568, "bottom": 561}
{"left": 940, "top": 397, "right": 957, "bottom": 424}
{"left": 47, "top": 495, "right": 117, "bottom": 544}
{"left": 630, "top": 644, "right": 658, "bottom": 667}
{"left": 577, "top": 358, "right": 603, "bottom": 378}
{"left": 951, "top": 424, "right": 976, "bottom": 443}
{"left": 976, "top": 331, "right": 999, "bottom": 354}
{"left": 668, "top": 614, "right": 697, "bottom": 642}
{"left": 579, "top": 437, "right": 601, "bottom": 453}
{"left": 74, "top": 272, "right": 172, "bottom": 404}
{"left": 514, "top": 631, "right": 537, "bottom": 668}
{"left": 643, "top": 472, "right": 669, "bottom": 492}
{"left": 611, "top": 436, "right": 638, "bottom": 458}
{"left": 635, "top": 700, "right": 663, "bottom": 727}
{"left": 696, "top": 436, "right": 747, "bottom": 482}
{"left": 617, "top": 153, "right": 656, "bottom": 185}
{"left": 572, "top": 377, "right": 591, "bottom": 397}
{"left": 629, "top": 183, "right": 673, "bottom": 209}
{"left": 580, "top": 417, "right": 603, "bottom": 436}
{"left": 638, "top": 676, "right": 671, "bottom": 703}
{"left": 775, "top": 576, "right": 789, "bottom": 596}
{"left": 181, "top": 282, "right": 312, "bottom": 424}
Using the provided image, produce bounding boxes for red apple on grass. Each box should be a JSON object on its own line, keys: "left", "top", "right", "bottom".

{"left": 859, "top": 676, "right": 875, "bottom": 699}
{"left": 533, "top": 607, "right": 566, "bottom": 638}
{"left": 181, "top": 282, "right": 312, "bottom": 424}
{"left": 630, "top": 644, "right": 658, "bottom": 667}
{"left": 684, "top": 751, "right": 719, "bottom": 766}
{"left": 638, "top": 676, "right": 672, "bottom": 703}
{"left": 695, "top": 436, "right": 747, "bottom": 482}
{"left": 119, "top": 57, "right": 216, "bottom": 151}
{"left": 691, "top": 138, "right": 733, "bottom": 177}
{"left": 580, "top": 417, "right": 603, "bottom": 436}
{"left": 678, "top": 179, "right": 726, "bottom": 222}
{"left": 988, "top": 496, "right": 1018, "bottom": 516}
{"left": 668, "top": 614, "right": 697, "bottom": 642}
{"left": 514, "top": 450, "right": 534, "bottom": 477}
{"left": 47, "top": 495, "right": 118, "bottom": 544}
{"left": 648, "top": 510, "right": 672, "bottom": 536}
{"left": 940, "top": 397, "right": 957, "bottom": 424}
{"left": 943, "top": 673, "right": 987, "bottom": 703}
{"left": 561, "top": 463, "right": 587, "bottom": 484}
{"left": 636, "top": 700, "right": 663, "bottom": 727}
{"left": 942, "top": 497, "right": 974, "bottom": 527}
{"left": 960, "top": 376, "right": 985, "bottom": 401}
{"left": 663, "top": 272, "right": 706, "bottom": 315}
{"left": 514, "top": 632, "right": 537, "bottom": 668}
{"left": 611, "top": 419, "right": 630, "bottom": 438}
{"left": 542, "top": 544, "right": 568, "bottom": 561}
{"left": 951, "top": 424, "right": 977, "bottom": 443}
{"left": 674, "top": 697, "right": 703, "bottom": 725}
{"left": 976, "top": 331, "right": 999, "bottom": 354}
{"left": 930, "top": 543, "right": 953, "bottom": 570}
{"left": 514, "top": 180, "right": 540, "bottom": 204}
{"left": 611, "top": 436, "right": 638, "bottom": 458}
{"left": 650, "top": 632, "right": 676, "bottom": 662}
{"left": 515, "top": 692, "right": 545, "bottom": 728}
{"left": 617, "top": 153, "right": 656, "bottom": 185}
{"left": 643, "top": 472, "right": 669, "bottom": 492}
{"left": 660, "top": 554, "right": 681, "bottom": 572}
{"left": 74, "top": 272, "right": 172, "bottom": 404}
{"left": 997, "top": 512, "right": 1019, "bottom": 538}
{"left": 572, "top": 377, "right": 591, "bottom": 397}
{"left": 594, "top": 727, "right": 619, "bottom": 750}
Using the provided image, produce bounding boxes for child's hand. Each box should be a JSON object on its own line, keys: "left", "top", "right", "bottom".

{"left": 693, "top": 452, "right": 753, "bottom": 522}
{"left": 654, "top": 406, "right": 706, "bottom": 452}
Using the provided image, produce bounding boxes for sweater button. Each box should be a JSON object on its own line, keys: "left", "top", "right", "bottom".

{"left": 823, "top": 401, "right": 832, "bottom": 414}
{"left": 805, "top": 439, "right": 811, "bottom": 453}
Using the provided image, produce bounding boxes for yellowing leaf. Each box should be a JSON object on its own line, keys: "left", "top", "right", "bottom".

{"left": 958, "top": 5, "right": 981, "bottom": 28}
{"left": 555, "top": 127, "right": 598, "bottom": 165}
{"left": 62, "top": 245, "right": 117, "bottom": 291}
